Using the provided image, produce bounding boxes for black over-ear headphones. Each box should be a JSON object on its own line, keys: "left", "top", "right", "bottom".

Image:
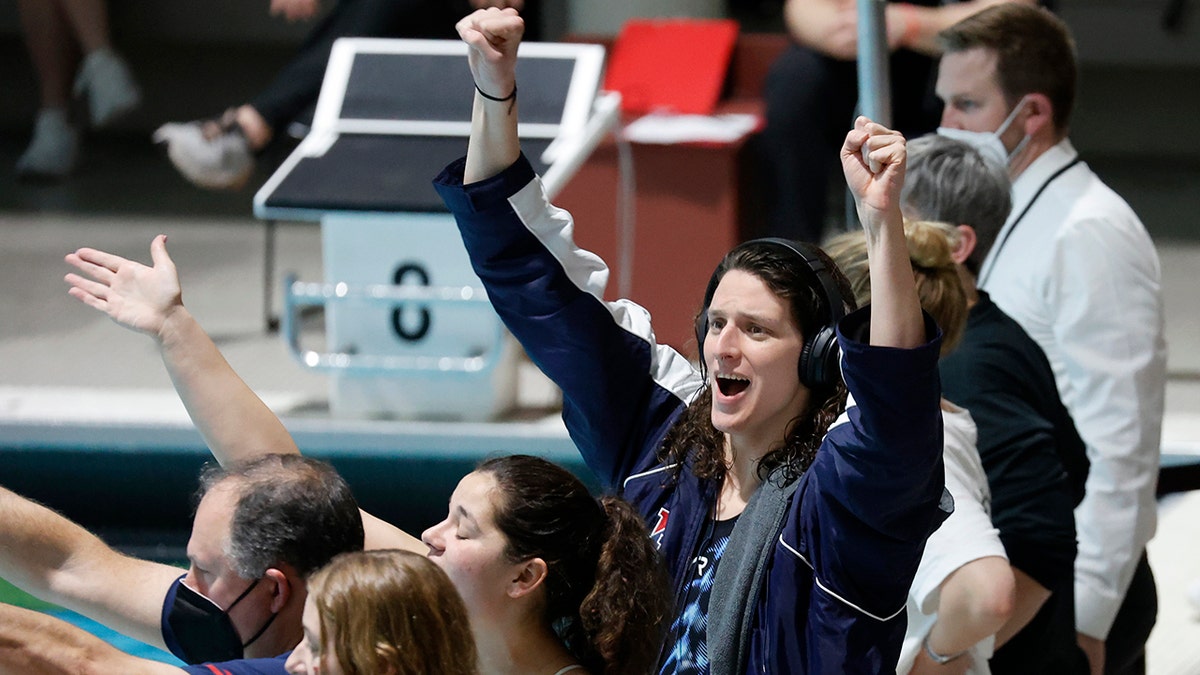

{"left": 695, "top": 238, "right": 848, "bottom": 389}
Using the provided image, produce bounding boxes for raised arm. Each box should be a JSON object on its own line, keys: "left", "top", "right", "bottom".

{"left": 0, "top": 486, "right": 182, "bottom": 652}
{"left": 458, "top": 7, "right": 523, "bottom": 183}
{"left": 65, "top": 235, "right": 299, "bottom": 464}
{"left": 0, "top": 602, "right": 185, "bottom": 675}
{"left": 64, "top": 237, "right": 422, "bottom": 554}
{"left": 840, "top": 116, "right": 924, "bottom": 348}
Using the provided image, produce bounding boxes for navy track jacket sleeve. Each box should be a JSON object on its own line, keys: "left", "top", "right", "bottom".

{"left": 435, "top": 154, "right": 702, "bottom": 489}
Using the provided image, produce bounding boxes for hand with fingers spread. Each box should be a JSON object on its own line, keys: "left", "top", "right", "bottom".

{"left": 456, "top": 7, "right": 524, "bottom": 102}
{"left": 64, "top": 234, "right": 182, "bottom": 340}
{"left": 841, "top": 116, "right": 907, "bottom": 235}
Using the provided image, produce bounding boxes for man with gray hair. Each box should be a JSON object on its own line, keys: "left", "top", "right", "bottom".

{"left": 0, "top": 454, "right": 364, "bottom": 674}
{"left": 934, "top": 5, "right": 1165, "bottom": 674}
{"left": 902, "top": 133, "right": 1090, "bottom": 674}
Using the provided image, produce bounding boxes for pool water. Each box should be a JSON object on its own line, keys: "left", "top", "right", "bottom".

{"left": 49, "top": 610, "right": 185, "bottom": 664}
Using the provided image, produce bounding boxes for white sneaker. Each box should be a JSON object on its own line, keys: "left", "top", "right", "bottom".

{"left": 74, "top": 47, "right": 142, "bottom": 128}
{"left": 16, "top": 109, "right": 80, "bottom": 179}
{"left": 153, "top": 120, "right": 254, "bottom": 190}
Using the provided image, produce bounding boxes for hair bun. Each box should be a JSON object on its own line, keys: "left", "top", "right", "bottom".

{"left": 904, "top": 220, "right": 957, "bottom": 272}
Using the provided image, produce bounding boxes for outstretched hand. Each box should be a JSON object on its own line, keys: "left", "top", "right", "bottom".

{"left": 840, "top": 116, "right": 907, "bottom": 236}
{"left": 457, "top": 8, "right": 524, "bottom": 101}
{"left": 64, "top": 235, "right": 183, "bottom": 340}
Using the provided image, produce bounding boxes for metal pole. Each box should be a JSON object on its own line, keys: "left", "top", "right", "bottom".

{"left": 264, "top": 219, "right": 279, "bottom": 333}
{"left": 857, "top": 0, "right": 892, "bottom": 127}
{"left": 847, "top": 0, "right": 893, "bottom": 230}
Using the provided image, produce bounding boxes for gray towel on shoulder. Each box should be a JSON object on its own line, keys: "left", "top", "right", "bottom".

{"left": 708, "top": 468, "right": 799, "bottom": 675}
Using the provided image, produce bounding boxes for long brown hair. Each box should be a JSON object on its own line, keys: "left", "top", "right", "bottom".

{"left": 661, "top": 241, "right": 857, "bottom": 484}
{"left": 310, "top": 550, "right": 477, "bottom": 675}
{"left": 479, "top": 455, "right": 671, "bottom": 675}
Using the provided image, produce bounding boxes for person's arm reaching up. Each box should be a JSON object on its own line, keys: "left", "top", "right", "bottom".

{"left": 840, "top": 116, "right": 924, "bottom": 348}
{"left": 64, "top": 236, "right": 422, "bottom": 554}
{"left": 0, "top": 487, "right": 181, "bottom": 653}
{"left": 458, "top": 7, "right": 523, "bottom": 184}
{"left": 65, "top": 235, "right": 298, "bottom": 464}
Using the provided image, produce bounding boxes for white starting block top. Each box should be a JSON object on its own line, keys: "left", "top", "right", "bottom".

{"left": 254, "top": 37, "right": 614, "bottom": 221}
{"left": 253, "top": 37, "right": 618, "bottom": 421}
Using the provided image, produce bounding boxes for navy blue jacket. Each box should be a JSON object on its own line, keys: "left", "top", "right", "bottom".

{"left": 435, "top": 154, "right": 947, "bottom": 674}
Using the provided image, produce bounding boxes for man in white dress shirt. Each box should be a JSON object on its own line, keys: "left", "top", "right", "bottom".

{"left": 933, "top": 5, "right": 1167, "bottom": 675}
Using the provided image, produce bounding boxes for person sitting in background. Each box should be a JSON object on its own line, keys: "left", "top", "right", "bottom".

{"left": 153, "top": 0, "right": 528, "bottom": 190}
{"left": 284, "top": 550, "right": 477, "bottom": 675}
{"left": 902, "top": 133, "right": 1089, "bottom": 673}
{"left": 827, "top": 220, "right": 1019, "bottom": 674}
{"left": 16, "top": 0, "right": 141, "bottom": 179}
{"left": 756, "top": 0, "right": 1038, "bottom": 243}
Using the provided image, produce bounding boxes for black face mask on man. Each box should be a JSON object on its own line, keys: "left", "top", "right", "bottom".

{"left": 165, "top": 576, "right": 279, "bottom": 664}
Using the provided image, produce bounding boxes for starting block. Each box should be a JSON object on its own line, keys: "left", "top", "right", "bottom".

{"left": 255, "top": 37, "right": 615, "bottom": 420}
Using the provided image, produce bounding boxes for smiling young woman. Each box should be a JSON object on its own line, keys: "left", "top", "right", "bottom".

{"left": 434, "top": 9, "right": 948, "bottom": 674}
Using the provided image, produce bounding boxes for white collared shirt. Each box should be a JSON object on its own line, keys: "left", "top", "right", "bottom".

{"left": 979, "top": 138, "right": 1167, "bottom": 639}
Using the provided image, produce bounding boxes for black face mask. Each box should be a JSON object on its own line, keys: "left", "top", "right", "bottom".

{"left": 165, "top": 576, "right": 279, "bottom": 664}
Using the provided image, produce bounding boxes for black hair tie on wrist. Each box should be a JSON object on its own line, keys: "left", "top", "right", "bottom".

{"left": 475, "top": 82, "right": 517, "bottom": 102}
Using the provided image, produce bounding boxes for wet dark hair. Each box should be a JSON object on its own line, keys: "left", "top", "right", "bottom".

{"left": 196, "top": 454, "right": 365, "bottom": 579}
{"left": 662, "top": 241, "right": 858, "bottom": 484}
{"left": 478, "top": 455, "right": 670, "bottom": 675}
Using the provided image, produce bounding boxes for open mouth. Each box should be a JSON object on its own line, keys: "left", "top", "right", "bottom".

{"left": 716, "top": 374, "right": 750, "bottom": 397}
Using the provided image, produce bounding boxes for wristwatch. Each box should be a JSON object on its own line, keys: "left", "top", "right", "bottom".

{"left": 922, "top": 633, "right": 968, "bottom": 665}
